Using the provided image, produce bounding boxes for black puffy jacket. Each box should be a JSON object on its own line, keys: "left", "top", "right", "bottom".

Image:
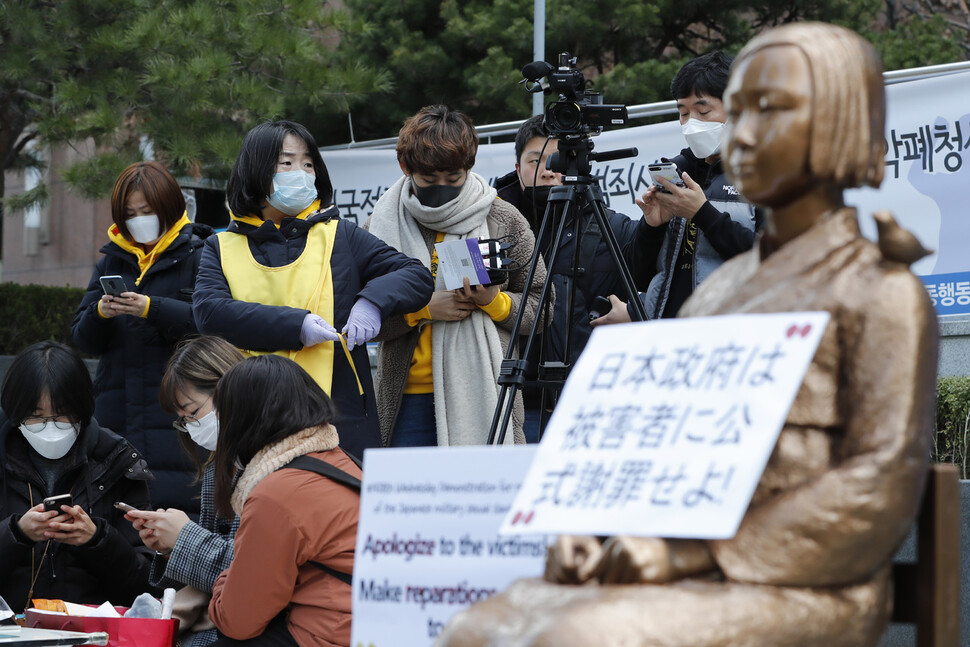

{"left": 192, "top": 206, "right": 433, "bottom": 458}
{"left": 71, "top": 222, "right": 213, "bottom": 515}
{"left": 0, "top": 414, "right": 158, "bottom": 612}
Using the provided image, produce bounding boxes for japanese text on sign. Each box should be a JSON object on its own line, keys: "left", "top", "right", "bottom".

{"left": 501, "top": 312, "right": 830, "bottom": 540}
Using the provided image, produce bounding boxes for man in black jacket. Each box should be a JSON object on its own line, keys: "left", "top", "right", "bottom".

{"left": 595, "top": 52, "right": 762, "bottom": 325}
{"left": 494, "top": 116, "right": 643, "bottom": 441}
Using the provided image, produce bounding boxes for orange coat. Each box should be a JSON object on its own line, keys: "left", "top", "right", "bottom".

{"left": 210, "top": 449, "right": 361, "bottom": 647}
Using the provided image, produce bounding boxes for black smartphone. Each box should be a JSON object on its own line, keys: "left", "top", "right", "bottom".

{"left": 43, "top": 493, "right": 73, "bottom": 512}
{"left": 99, "top": 275, "right": 127, "bottom": 297}
{"left": 589, "top": 295, "right": 613, "bottom": 321}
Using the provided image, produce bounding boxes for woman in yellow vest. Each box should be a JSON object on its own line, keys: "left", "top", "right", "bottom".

{"left": 193, "top": 121, "right": 433, "bottom": 458}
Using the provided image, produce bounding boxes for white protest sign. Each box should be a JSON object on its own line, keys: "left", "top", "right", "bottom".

{"left": 500, "top": 312, "right": 830, "bottom": 540}
{"left": 352, "top": 446, "right": 548, "bottom": 647}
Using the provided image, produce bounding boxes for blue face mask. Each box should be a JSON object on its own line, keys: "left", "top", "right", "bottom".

{"left": 266, "top": 171, "right": 318, "bottom": 216}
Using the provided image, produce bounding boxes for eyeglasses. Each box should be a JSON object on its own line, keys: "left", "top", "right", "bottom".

{"left": 172, "top": 396, "right": 213, "bottom": 433}
{"left": 21, "top": 416, "right": 75, "bottom": 433}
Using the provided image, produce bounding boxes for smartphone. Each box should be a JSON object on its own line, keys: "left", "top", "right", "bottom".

{"left": 113, "top": 502, "right": 138, "bottom": 513}
{"left": 43, "top": 494, "right": 73, "bottom": 513}
{"left": 647, "top": 162, "right": 686, "bottom": 193}
{"left": 99, "top": 275, "right": 128, "bottom": 297}
{"left": 589, "top": 295, "right": 613, "bottom": 322}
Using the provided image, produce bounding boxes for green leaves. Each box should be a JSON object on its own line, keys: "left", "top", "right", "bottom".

{"left": 322, "top": 0, "right": 964, "bottom": 146}
{"left": 0, "top": 0, "right": 391, "bottom": 206}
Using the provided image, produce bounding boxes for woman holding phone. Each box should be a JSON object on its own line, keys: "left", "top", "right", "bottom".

{"left": 72, "top": 161, "right": 213, "bottom": 516}
{"left": 0, "top": 341, "right": 155, "bottom": 612}
{"left": 125, "top": 336, "right": 245, "bottom": 647}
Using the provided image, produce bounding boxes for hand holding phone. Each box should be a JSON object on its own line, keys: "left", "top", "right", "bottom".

{"left": 647, "top": 162, "right": 686, "bottom": 194}
{"left": 114, "top": 501, "right": 138, "bottom": 513}
{"left": 99, "top": 275, "right": 128, "bottom": 297}
{"left": 43, "top": 493, "right": 73, "bottom": 513}
{"left": 589, "top": 295, "right": 613, "bottom": 322}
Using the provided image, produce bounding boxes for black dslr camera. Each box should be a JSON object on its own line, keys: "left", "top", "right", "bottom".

{"left": 521, "top": 53, "right": 628, "bottom": 138}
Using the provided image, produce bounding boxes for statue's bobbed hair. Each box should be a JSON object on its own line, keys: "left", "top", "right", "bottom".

{"left": 734, "top": 22, "right": 886, "bottom": 189}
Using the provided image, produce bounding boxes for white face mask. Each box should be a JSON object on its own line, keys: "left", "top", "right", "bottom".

{"left": 266, "top": 171, "right": 318, "bottom": 216}
{"left": 126, "top": 214, "right": 161, "bottom": 244}
{"left": 181, "top": 410, "right": 219, "bottom": 452}
{"left": 20, "top": 421, "right": 80, "bottom": 460}
{"left": 682, "top": 118, "right": 725, "bottom": 159}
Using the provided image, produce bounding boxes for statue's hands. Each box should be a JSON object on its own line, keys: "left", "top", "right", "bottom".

{"left": 544, "top": 535, "right": 604, "bottom": 584}
{"left": 597, "top": 536, "right": 674, "bottom": 584}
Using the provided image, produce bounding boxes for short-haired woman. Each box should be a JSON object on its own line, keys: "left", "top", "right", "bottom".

{"left": 126, "top": 336, "right": 245, "bottom": 647}
{"left": 193, "top": 120, "right": 433, "bottom": 459}
{"left": 207, "top": 355, "right": 362, "bottom": 647}
{"left": 367, "top": 105, "right": 547, "bottom": 447}
{"left": 0, "top": 341, "right": 156, "bottom": 612}
{"left": 72, "top": 161, "right": 213, "bottom": 516}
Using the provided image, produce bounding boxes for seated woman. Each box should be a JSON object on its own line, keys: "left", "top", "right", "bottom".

{"left": 193, "top": 120, "right": 434, "bottom": 459}
{"left": 367, "top": 105, "right": 546, "bottom": 447}
{"left": 0, "top": 341, "right": 156, "bottom": 612}
{"left": 207, "top": 355, "right": 362, "bottom": 647}
{"left": 438, "top": 23, "right": 937, "bottom": 647}
{"left": 126, "top": 336, "right": 245, "bottom": 647}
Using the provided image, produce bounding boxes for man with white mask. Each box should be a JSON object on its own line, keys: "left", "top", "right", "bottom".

{"left": 592, "top": 52, "right": 761, "bottom": 324}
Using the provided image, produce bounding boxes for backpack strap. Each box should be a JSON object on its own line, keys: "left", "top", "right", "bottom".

{"left": 308, "top": 561, "right": 353, "bottom": 585}
{"left": 282, "top": 455, "right": 362, "bottom": 491}
{"left": 280, "top": 454, "right": 362, "bottom": 584}
{"left": 340, "top": 448, "right": 363, "bottom": 470}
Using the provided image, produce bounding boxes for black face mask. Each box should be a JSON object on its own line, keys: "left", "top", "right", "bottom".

{"left": 413, "top": 182, "right": 463, "bottom": 208}
{"left": 520, "top": 184, "right": 553, "bottom": 231}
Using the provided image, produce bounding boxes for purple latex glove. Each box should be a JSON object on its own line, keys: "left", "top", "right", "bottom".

{"left": 300, "top": 313, "right": 340, "bottom": 347}
{"left": 342, "top": 298, "right": 382, "bottom": 350}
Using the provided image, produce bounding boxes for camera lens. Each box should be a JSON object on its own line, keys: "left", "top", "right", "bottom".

{"left": 547, "top": 102, "right": 583, "bottom": 133}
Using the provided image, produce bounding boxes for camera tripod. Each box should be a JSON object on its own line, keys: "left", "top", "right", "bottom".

{"left": 486, "top": 136, "right": 646, "bottom": 445}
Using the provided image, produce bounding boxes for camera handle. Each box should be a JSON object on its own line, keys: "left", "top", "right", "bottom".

{"left": 485, "top": 179, "right": 646, "bottom": 446}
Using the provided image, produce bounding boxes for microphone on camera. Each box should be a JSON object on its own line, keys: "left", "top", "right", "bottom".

{"left": 521, "top": 61, "right": 555, "bottom": 81}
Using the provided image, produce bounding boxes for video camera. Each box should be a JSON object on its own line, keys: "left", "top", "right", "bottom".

{"left": 521, "top": 53, "right": 628, "bottom": 138}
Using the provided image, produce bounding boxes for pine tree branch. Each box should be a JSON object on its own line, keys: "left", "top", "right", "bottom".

{"left": 13, "top": 130, "right": 38, "bottom": 156}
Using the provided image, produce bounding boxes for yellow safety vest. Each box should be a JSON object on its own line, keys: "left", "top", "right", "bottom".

{"left": 217, "top": 221, "right": 361, "bottom": 396}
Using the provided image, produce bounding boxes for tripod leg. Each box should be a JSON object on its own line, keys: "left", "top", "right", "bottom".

{"left": 487, "top": 187, "right": 579, "bottom": 445}
{"left": 586, "top": 186, "right": 648, "bottom": 321}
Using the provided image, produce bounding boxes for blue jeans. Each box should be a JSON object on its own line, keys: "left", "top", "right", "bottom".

{"left": 390, "top": 393, "right": 438, "bottom": 447}
{"left": 523, "top": 408, "right": 550, "bottom": 444}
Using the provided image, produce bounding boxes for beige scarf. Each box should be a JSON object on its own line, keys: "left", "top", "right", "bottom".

{"left": 368, "top": 173, "right": 513, "bottom": 445}
{"left": 231, "top": 425, "right": 340, "bottom": 515}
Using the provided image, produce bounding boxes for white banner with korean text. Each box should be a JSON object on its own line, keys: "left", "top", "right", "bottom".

{"left": 324, "top": 71, "right": 970, "bottom": 314}
{"left": 499, "top": 312, "right": 829, "bottom": 540}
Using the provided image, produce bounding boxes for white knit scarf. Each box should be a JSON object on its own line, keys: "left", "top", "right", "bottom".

{"left": 368, "top": 173, "right": 513, "bottom": 445}
{"left": 230, "top": 424, "right": 340, "bottom": 515}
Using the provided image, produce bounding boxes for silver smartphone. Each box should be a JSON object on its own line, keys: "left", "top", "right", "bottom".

{"left": 647, "top": 162, "right": 686, "bottom": 193}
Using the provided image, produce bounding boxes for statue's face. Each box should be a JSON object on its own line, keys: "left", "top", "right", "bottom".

{"left": 723, "top": 45, "right": 815, "bottom": 208}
